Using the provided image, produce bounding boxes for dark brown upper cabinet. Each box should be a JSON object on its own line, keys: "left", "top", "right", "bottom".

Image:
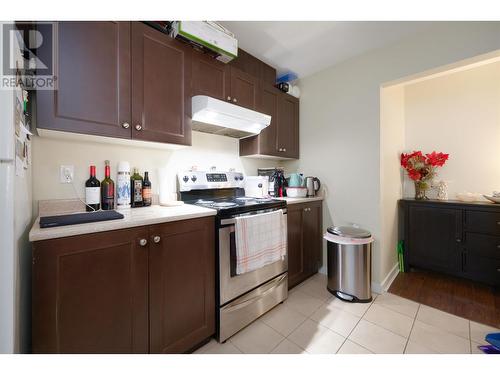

{"left": 131, "top": 22, "right": 192, "bottom": 146}
{"left": 37, "top": 22, "right": 192, "bottom": 146}
{"left": 37, "top": 21, "right": 132, "bottom": 139}
{"left": 240, "top": 87, "right": 299, "bottom": 159}
{"left": 191, "top": 50, "right": 230, "bottom": 101}
{"left": 277, "top": 93, "right": 299, "bottom": 158}
{"left": 229, "top": 67, "right": 258, "bottom": 110}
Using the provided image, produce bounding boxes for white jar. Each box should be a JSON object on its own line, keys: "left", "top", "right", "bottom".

{"left": 116, "top": 161, "right": 131, "bottom": 209}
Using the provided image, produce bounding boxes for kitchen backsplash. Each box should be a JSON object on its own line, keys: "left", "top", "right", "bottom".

{"left": 31, "top": 131, "right": 285, "bottom": 216}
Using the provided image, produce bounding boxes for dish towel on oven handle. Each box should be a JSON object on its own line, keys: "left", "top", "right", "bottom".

{"left": 235, "top": 209, "right": 287, "bottom": 275}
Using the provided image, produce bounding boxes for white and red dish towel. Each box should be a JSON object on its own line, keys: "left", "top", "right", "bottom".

{"left": 235, "top": 209, "right": 287, "bottom": 275}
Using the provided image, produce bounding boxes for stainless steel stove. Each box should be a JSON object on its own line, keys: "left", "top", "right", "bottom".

{"left": 178, "top": 171, "right": 288, "bottom": 342}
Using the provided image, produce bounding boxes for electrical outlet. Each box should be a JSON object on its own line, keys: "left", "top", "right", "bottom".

{"left": 60, "top": 165, "right": 74, "bottom": 183}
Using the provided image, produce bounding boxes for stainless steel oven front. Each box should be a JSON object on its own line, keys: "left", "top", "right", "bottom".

{"left": 217, "top": 208, "right": 288, "bottom": 342}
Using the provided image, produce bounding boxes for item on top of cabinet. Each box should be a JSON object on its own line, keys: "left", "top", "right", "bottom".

{"left": 101, "top": 160, "right": 115, "bottom": 210}
{"left": 85, "top": 165, "right": 100, "bottom": 212}
{"left": 456, "top": 192, "right": 482, "bottom": 202}
{"left": 483, "top": 195, "right": 500, "bottom": 204}
{"left": 285, "top": 186, "right": 307, "bottom": 198}
{"left": 273, "top": 169, "right": 287, "bottom": 197}
{"left": 116, "top": 161, "right": 131, "bottom": 210}
{"left": 131, "top": 168, "right": 144, "bottom": 207}
{"left": 258, "top": 168, "right": 283, "bottom": 197}
{"left": 305, "top": 176, "right": 321, "bottom": 197}
{"left": 244, "top": 176, "right": 269, "bottom": 198}
{"left": 400, "top": 151, "right": 449, "bottom": 200}
{"left": 142, "top": 171, "right": 152, "bottom": 207}
{"left": 433, "top": 180, "right": 449, "bottom": 200}
{"left": 288, "top": 173, "right": 304, "bottom": 187}
{"left": 276, "top": 82, "right": 289, "bottom": 93}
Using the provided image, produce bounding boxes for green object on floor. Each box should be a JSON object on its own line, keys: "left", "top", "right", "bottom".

{"left": 397, "top": 241, "right": 405, "bottom": 273}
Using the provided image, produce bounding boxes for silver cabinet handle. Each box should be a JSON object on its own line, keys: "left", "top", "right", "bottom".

{"left": 122, "top": 122, "right": 130, "bottom": 129}
{"left": 135, "top": 124, "right": 142, "bottom": 131}
{"left": 153, "top": 235, "right": 161, "bottom": 244}
{"left": 278, "top": 148, "right": 283, "bottom": 152}
{"left": 233, "top": 98, "right": 237, "bottom": 103}
{"left": 283, "top": 148, "right": 286, "bottom": 152}
{"left": 456, "top": 238, "right": 461, "bottom": 243}
{"left": 497, "top": 221, "right": 500, "bottom": 225}
{"left": 497, "top": 245, "right": 500, "bottom": 248}
{"left": 139, "top": 238, "right": 148, "bottom": 247}
{"left": 227, "top": 96, "right": 231, "bottom": 101}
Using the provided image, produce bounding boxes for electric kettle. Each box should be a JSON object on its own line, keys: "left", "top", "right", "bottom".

{"left": 305, "top": 177, "right": 321, "bottom": 197}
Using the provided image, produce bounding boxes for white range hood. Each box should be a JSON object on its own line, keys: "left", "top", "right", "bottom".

{"left": 191, "top": 95, "right": 271, "bottom": 138}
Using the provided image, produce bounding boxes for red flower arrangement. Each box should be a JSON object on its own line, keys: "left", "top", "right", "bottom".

{"left": 400, "top": 151, "right": 449, "bottom": 199}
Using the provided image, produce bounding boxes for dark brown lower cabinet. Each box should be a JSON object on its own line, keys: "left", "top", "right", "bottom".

{"left": 399, "top": 199, "right": 500, "bottom": 287}
{"left": 287, "top": 201, "right": 323, "bottom": 289}
{"left": 32, "top": 217, "right": 215, "bottom": 354}
{"left": 149, "top": 218, "right": 215, "bottom": 354}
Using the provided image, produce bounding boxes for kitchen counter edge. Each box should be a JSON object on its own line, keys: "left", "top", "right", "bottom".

{"left": 29, "top": 204, "right": 217, "bottom": 242}
{"left": 279, "top": 196, "right": 324, "bottom": 205}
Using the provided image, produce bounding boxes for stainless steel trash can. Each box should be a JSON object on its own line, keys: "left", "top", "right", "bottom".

{"left": 325, "top": 226, "right": 373, "bottom": 303}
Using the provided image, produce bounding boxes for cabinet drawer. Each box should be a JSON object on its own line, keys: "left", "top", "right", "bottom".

{"left": 465, "top": 232, "right": 500, "bottom": 259}
{"left": 465, "top": 210, "right": 500, "bottom": 235}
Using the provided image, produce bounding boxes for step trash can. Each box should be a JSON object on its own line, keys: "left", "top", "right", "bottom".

{"left": 324, "top": 225, "right": 373, "bottom": 303}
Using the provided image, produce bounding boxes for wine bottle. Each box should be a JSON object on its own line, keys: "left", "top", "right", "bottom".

{"left": 131, "top": 168, "right": 144, "bottom": 208}
{"left": 142, "top": 171, "right": 152, "bottom": 207}
{"left": 85, "top": 165, "right": 100, "bottom": 212}
{"left": 101, "top": 160, "right": 115, "bottom": 210}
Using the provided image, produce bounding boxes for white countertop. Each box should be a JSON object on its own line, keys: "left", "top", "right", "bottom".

{"left": 277, "top": 196, "right": 324, "bottom": 205}
{"left": 29, "top": 204, "right": 217, "bottom": 242}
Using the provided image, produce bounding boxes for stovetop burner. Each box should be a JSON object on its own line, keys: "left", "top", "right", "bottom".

{"left": 196, "top": 199, "right": 215, "bottom": 204}
{"left": 212, "top": 202, "right": 238, "bottom": 208}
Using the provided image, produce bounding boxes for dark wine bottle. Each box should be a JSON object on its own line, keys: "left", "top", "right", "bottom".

{"left": 85, "top": 165, "right": 100, "bottom": 212}
{"left": 131, "top": 168, "right": 144, "bottom": 208}
{"left": 142, "top": 171, "right": 152, "bottom": 207}
{"left": 101, "top": 160, "right": 115, "bottom": 210}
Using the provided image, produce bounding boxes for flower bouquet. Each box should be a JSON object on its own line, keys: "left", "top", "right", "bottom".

{"left": 400, "top": 151, "right": 449, "bottom": 199}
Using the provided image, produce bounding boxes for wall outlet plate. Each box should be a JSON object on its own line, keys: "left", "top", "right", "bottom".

{"left": 60, "top": 165, "right": 74, "bottom": 183}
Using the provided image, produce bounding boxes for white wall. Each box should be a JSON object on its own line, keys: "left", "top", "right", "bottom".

{"left": 403, "top": 61, "right": 500, "bottom": 198}
{"left": 283, "top": 22, "right": 500, "bottom": 288}
{"left": 380, "top": 86, "right": 405, "bottom": 288}
{"left": 31, "top": 131, "right": 280, "bottom": 214}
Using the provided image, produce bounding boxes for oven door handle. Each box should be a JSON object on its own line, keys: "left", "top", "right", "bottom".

{"left": 220, "top": 209, "right": 287, "bottom": 226}
{"left": 222, "top": 273, "right": 287, "bottom": 313}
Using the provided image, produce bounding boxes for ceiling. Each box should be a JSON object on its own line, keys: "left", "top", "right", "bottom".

{"left": 220, "top": 21, "right": 439, "bottom": 79}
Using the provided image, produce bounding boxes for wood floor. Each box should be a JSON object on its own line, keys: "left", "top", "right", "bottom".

{"left": 388, "top": 269, "right": 500, "bottom": 328}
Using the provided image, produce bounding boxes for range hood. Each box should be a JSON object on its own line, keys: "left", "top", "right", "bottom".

{"left": 191, "top": 95, "right": 271, "bottom": 138}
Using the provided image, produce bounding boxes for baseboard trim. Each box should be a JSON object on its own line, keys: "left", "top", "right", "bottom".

{"left": 372, "top": 263, "right": 399, "bottom": 294}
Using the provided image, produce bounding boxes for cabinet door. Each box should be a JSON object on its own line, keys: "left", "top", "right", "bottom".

{"left": 192, "top": 51, "right": 230, "bottom": 101}
{"left": 37, "top": 21, "right": 131, "bottom": 138}
{"left": 407, "top": 205, "right": 462, "bottom": 275}
{"left": 229, "top": 67, "right": 257, "bottom": 110}
{"left": 32, "top": 227, "right": 149, "bottom": 353}
{"left": 277, "top": 94, "right": 299, "bottom": 158}
{"left": 149, "top": 217, "right": 215, "bottom": 353}
{"left": 131, "top": 22, "right": 192, "bottom": 145}
{"left": 303, "top": 202, "right": 323, "bottom": 274}
{"left": 256, "top": 82, "right": 280, "bottom": 155}
{"left": 287, "top": 204, "right": 306, "bottom": 289}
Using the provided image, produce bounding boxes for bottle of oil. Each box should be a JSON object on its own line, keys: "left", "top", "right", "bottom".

{"left": 130, "top": 168, "right": 143, "bottom": 207}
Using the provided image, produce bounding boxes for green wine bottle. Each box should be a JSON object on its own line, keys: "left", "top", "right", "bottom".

{"left": 131, "top": 168, "right": 144, "bottom": 208}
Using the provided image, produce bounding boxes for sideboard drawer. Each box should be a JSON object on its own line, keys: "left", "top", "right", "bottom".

{"left": 465, "top": 210, "right": 500, "bottom": 235}
{"left": 465, "top": 232, "right": 500, "bottom": 259}
{"left": 463, "top": 253, "right": 500, "bottom": 286}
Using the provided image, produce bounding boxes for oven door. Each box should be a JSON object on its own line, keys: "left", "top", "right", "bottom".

{"left": 218, "top": 210, "right": 288, "bottom": 305}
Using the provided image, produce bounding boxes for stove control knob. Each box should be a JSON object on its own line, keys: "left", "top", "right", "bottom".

{"left": 234, "top": 176, "right": 238, "bottom": 181}
{"left": 239, "top": 176, "right": 244, "bottom": 181}
{"left": 182, "top": 176, "right": 189, "bottom": 183}
{"left": 191, "top": 175, "right": 197, "bottom": 182}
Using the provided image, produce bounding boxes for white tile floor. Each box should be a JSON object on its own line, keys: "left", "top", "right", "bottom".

{"left": 194, "top": 273, "right": 498, "bottom": 354}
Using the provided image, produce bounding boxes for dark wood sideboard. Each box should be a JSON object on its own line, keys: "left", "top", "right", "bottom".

{"left": 399, "top": 199, "right": 500, "bottom": 287}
